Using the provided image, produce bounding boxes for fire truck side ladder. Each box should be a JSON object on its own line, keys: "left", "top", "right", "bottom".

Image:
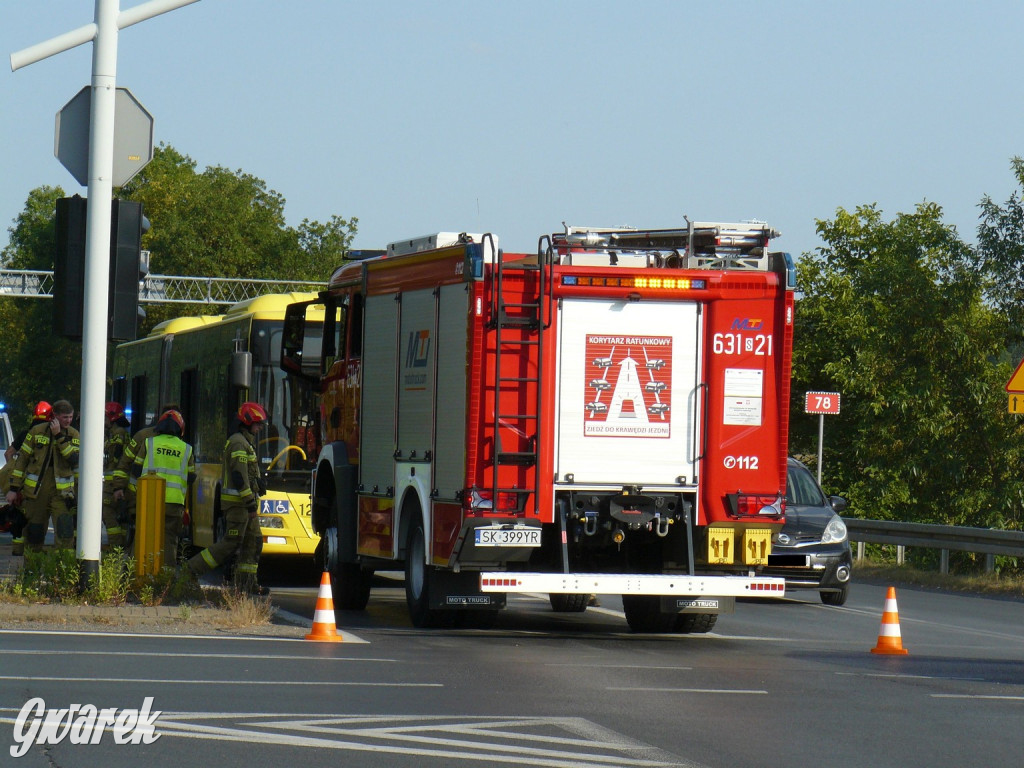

{"left": 488, "top": 237, "right": 551, "bottom": 517}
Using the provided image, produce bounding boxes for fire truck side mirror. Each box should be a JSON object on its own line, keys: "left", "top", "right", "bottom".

{"left": 281, "top": 300, "right": 322, "bottom": 381}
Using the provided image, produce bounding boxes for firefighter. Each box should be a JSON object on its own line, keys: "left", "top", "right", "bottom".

{"left": 101, "top": 401, "right": 131, "bottom": 549}
{"left": 1, "top": 442, "right": 26, "bottom": 553}
{"left": 1, "top": 403, "right": 52, "bottom": 555}
{"left": 111, "top": 403, "right": 180, "bottom": 540}
{"left": 129, "top": 409, "right": 195, "bottom": 566}
{"left": 186, "top": 401, "right": 269, "bottom": 595}
{"left": 5, "top": 400, "right": 80, "bottom": 551}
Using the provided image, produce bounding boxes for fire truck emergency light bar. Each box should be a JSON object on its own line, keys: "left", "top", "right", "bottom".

{"left": 561, "top": 275, "right": 707, "bottom": 290}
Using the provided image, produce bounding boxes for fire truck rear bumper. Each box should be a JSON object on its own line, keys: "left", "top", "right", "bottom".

{"left": 479, "top": 572, "right": 785, "bottom": 597}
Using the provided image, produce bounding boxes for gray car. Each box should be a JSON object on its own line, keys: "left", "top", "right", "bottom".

{"left": 763, "top": 458, "right": 853, "bottom": 606}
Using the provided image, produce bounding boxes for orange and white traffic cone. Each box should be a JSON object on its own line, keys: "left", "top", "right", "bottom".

{"left": 305, "top": 570, "right": 344, "bottom": 642}
{"left": 871, "top": 585, "right": 909, "bottom": 655}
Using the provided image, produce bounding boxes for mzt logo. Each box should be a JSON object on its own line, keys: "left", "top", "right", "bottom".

{"left": 10, "top": 697, "right": 161, "bottom": 757}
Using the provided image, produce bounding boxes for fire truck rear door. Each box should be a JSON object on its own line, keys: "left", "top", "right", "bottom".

{"left": 554, "top": 298, "right": 701, "bottom": 487}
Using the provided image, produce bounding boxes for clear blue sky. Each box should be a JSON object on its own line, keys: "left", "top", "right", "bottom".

{"left": 2, "top": 1, "right": 1022, "bottom": 263}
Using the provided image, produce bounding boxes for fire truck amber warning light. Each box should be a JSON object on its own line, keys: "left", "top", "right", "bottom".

{"left": 561, "top": 275, "right": 706, "bottom": 290}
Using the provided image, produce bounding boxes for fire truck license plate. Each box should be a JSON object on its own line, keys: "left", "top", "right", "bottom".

{"left": 474, "top": 528, "right": 542, "bottom": 547}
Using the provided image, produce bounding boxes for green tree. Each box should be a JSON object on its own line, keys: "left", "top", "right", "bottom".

{"left": 0, "top": 145, "right": 356, "bottom": 423}
{"left": 978, "top": 156, "right": 1024, "bottom": 336}
{"left": 0, "top": 186, "right": 81, "bottom": 426}
{"left": 791, "top": 202, "right": 1024, "bottom": 530}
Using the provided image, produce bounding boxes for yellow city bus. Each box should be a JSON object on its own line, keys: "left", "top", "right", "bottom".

{"left": 110, "top": 293, "right": 325, "bottom": 559}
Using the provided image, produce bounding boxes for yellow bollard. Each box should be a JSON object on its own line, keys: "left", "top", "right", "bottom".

{"left": 134, "top": 473, "right": 166, "bottom": 576}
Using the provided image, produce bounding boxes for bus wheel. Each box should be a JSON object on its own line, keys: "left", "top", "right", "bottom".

{"left": 404, "top": 519, "right": 449, "bottom": 628}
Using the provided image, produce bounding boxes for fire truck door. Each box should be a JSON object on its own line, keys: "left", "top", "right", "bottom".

{"left": 433, "top": 284, "right": 470, "bottom": 501}
{"left": 555, "top": 299, "right": 702, "bottom": 487}
{"left": 360, "top": 294, "right": 399, "bottom": 497}
{"left": 397, "top": 289, "right": 437, "bottom": 462}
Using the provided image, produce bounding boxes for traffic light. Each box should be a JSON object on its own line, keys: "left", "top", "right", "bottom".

{"left": 53, "top": 196, "right": 88, "bottom": 339}
{"left": 53, "top": 196, "right": 147, "bottom": 341}
{"left": 109, "top": 200, "right": 144, "bottom": 341}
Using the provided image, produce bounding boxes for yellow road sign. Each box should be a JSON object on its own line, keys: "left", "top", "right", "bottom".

{"left": 1007, "top": 358, "right": 1024, "bottom": 393}
{"left": 1009, "top": 394, "right": 1024, "bottom": 414}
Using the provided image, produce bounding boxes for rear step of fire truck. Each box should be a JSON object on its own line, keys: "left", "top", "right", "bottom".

{"left": 488, "top": 235, "right": 550, "bottom": 517}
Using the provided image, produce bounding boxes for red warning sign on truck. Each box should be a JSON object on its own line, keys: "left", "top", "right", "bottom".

{"left": 583, "top": 334, "right": 673, "bottom": 437}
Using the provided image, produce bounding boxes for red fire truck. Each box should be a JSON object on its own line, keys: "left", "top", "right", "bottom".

{"left": 282, "top": 220, "right": 795, "bottom": 631}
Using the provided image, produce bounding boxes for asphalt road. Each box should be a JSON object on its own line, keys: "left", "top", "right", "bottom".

{"left": 2, "top": 570, "right": 1023, "bottom": 768}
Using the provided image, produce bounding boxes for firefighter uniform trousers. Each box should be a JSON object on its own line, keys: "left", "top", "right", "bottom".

{"left": 187, "top": 430, "right": 263, "bottom": 590}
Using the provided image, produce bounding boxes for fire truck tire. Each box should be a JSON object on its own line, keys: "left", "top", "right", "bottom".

{"left": 674, "top": 612, "right": 718, "bottom": 634}
{"left": 622, "top": 595, "right": 677, "bottom": 633}
{"left": 549, "top": 593, "right": 589, "bottom": 613}
{"left": 333, "top": 562, "right": 372, "bottom": 610}
{"left": 404, "top": 519, "right": 451, "bottom": 628}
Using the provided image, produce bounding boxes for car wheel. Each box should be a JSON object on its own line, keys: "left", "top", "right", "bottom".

{"left": 821, "top": 584, "right": 850, "bottom": 606}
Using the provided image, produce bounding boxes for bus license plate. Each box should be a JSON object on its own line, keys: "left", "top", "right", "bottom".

{"left": 475, "top": 528, "right": 541, "bottom": 547}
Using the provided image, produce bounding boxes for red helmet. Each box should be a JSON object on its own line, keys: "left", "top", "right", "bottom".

{"left": 34, "top": 401, "right": 53, "bottom": 420}
{"left": 237, "top": 401, "right": 267, "bottom": 427}
{"left": 105, "top": 401, "right": 125, "bottom": 421}
{"left": 160, "top": 409, "right": 185, "bottom": 434}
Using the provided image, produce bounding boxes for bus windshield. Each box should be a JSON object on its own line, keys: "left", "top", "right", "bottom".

{"left": 250, "top": 321, "right": 322, "bottom": 488}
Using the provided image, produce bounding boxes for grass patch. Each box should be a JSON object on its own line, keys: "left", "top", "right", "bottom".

{"left": 855, "top": 557, "right": 1024, "bottom": 599}
{"left": 0, "top": 548, "right": 272, "bottom": 627}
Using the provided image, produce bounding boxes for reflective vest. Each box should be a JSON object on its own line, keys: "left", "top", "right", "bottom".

{"left": 141, "top": 434, "right": 193, "bottom": 505}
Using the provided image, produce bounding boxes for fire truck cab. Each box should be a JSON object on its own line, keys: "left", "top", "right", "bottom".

{"left": 283, "top": 220, "right": 795, "bottom": 632}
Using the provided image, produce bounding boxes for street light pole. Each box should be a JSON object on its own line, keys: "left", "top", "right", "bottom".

{"left": 11, "top": 0, "right": 200, "bottom": 587}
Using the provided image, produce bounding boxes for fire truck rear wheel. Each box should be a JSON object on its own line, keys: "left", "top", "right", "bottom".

{"left": 674, "top": 612, "right": 718, "bottom": 634}
{"left": 549, "top": 593, "right": 589, "bottom": 613}
{"left": 404, "top": 519, "right": 451, "bottom": 628}
{"left": 622, "top": 595, "right": 677, "bottom": 633}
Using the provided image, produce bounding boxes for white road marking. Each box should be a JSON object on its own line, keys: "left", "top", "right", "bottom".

{"left": 607, "top": 687, "right": 767, "bottom": 694}
{"left": 144, "top": 713, "right": 698, "bottom": 767}
{"left": 0, "top": 675, "right": 439, "bottom": 687}
{"left": 0, "top": 649, "right": 391, "bottom": 662}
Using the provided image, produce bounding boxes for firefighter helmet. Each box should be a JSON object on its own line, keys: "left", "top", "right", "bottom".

{"left": 34, "top": 401, "right": 53, "bottom": 421}
{"left": 237, "top": 401, "right": 267, "bottom": 427}
{"left": 160, "top": 409, "right": 185, "bottom": 434}
{"left": 105, "top": 401, "right": 125, "bottom": 421}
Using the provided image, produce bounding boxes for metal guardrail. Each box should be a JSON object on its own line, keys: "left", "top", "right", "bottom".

{"left": 845, "top": 518, "right": 1024, "bottom": 573}
{"left": 0, "top": 268, "right": 322, "bottom": 306}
